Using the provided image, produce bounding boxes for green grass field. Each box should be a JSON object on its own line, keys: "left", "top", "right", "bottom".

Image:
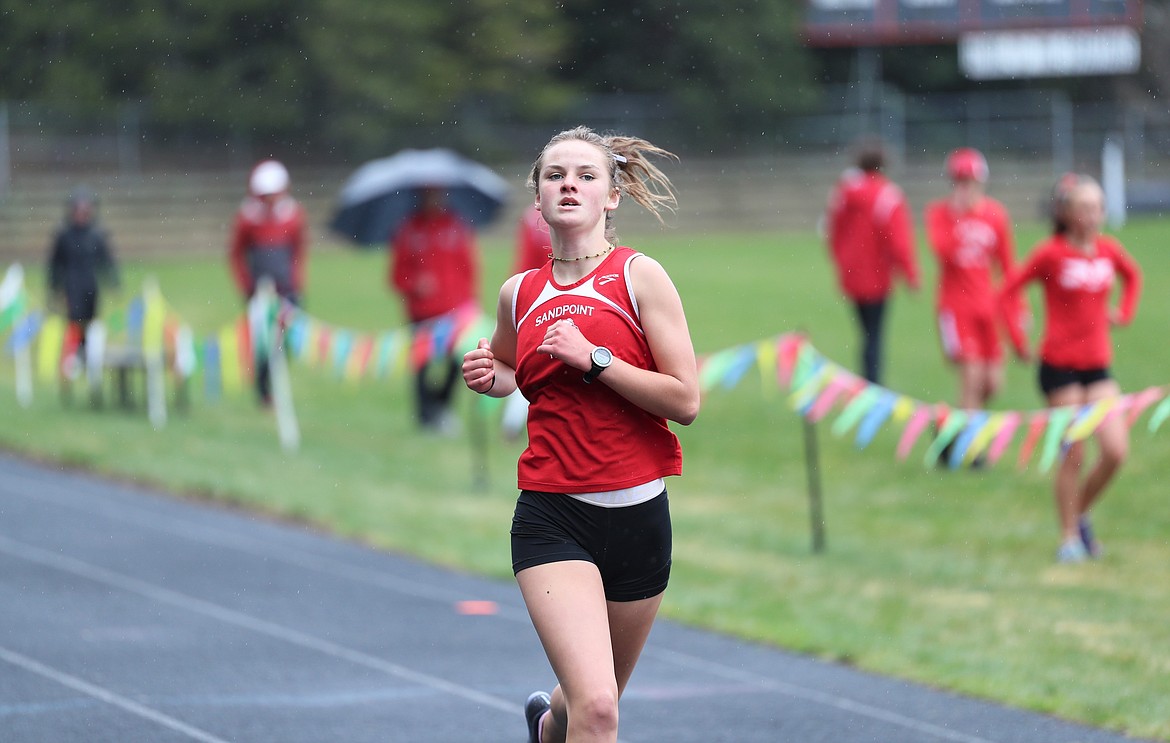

{"left": 3, "top": 216, "right": 1169, "bottom": 739}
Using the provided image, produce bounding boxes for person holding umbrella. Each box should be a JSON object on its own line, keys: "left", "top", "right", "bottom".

{"left": 228, "top": 159, "right": 308, "bottom": 406}
{"left": 461, "top": 126, "right": 699, "bottom": 743}
{"left": 331, "top": 148, "right": 510, "bottom": 247}
{"left": 390, "top": 186, "right": 480, "bottom": 434}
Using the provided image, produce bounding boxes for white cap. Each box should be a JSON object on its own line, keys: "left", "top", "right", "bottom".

{"left": 250, "top": 160, "right": 290, "bottom": 196}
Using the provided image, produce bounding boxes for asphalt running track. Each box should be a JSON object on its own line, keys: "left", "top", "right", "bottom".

{"left": 0, "top": 453, "right": 1155, "bottom": 743}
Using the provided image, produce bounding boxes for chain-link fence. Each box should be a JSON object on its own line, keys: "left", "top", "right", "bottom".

{"left": 2, "top": 87, "right": 1167, "bottom": 260}
{"left": 5, "top": 87, "right": 1169, "bottom": 178}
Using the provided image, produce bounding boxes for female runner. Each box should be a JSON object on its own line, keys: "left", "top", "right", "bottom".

{"left": 462, "top": 126, "right": 699, "bottom": 742}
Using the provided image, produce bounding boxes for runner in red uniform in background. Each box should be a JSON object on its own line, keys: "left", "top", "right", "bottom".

{"left": 825, "top": 139, "right": 919, "bottom": 384}
{"left": 501, "top": 209, "right": 554, "bottom": 439}
{"left": 515, "top": 207, "right": 552, "bottom": 274}
{"left": 462, "top": 126, "right": 698, "bottom": 743}
{"left": 228, "top": 160, "right": 307, "bottom": 405}
{"left": 1001, "top": 174, "right": 1142, "bottom": 563}
{"left": 390, "top": 187, "right": 480, "bottom": 432}
{"left": 925, "top": 148, "right": 1019, "bottom": 417}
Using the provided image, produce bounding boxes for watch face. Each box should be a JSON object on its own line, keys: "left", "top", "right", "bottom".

{"left": 592, "top": 347, "right": 613, "bottom": 366}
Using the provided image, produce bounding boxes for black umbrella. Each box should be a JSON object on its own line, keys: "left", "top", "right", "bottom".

{"left": 330, "top": 148, "right": 512, "bottom": 246}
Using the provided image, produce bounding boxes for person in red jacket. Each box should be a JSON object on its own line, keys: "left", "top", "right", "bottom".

{"left": 228, "top": 159, "right": 307, "bottom": 404}
{"left": 825, "top": 139, "right": 920, "bottom": 384}
{"left": 925, "top": 148, "right": 1019, "bottom": 417}
{"left": 461, "top": 126, "right": 698, "bottom": 743}
{"left": 515, "top": 206, "right": 552, "bottom": 274}
{"left": 502, "top": 208, "right": 554, "bottom": 439}
{"left": 1001, "top": 174, "right": 1142, "bottom": 563}
{"left": 390, "top": 187, "right": 480, "bottom": 432}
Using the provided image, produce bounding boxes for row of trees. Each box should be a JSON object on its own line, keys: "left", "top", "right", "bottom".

{"left": 1, "top": 1, "right": 1165, "bottom": 160}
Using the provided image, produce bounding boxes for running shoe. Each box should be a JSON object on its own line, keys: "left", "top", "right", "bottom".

{"left": 1078, "top": 516, "right": 1102, "bottom": 558}
{"left": 1056, "top": 539, "right": 1088, "bottom": 563}
{"left": 525, "top": 690, "right": 551, "bottom": 743}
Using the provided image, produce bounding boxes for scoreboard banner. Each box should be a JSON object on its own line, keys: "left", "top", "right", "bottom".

{"left": 959, "top": 26, "right": 1141, "bottom": 78}
{"left": 804, "top": 0, "right": 1143, "bottom": 46}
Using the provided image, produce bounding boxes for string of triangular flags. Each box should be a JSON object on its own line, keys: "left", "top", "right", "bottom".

{"left": 696, "top": 333, "right": 1170, "bottom": 473}
{"left": 273, "top": 301, "right": 491, "bottom": 391}
{"left": 0, "top": 265, "right": 28, "bottom": 336}
{"left": 7, "top": 263, "right": 1170, "bottom": 469}
{"left": 0, "top": 264, "right": 493, "bottom": 402}
{"left": 5, "top": 280, "right": 202, "bottom": 393}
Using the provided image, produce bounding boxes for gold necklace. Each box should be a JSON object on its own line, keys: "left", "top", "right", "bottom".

{"left": 550, "top": 244, "right": 615, "bottom": 262}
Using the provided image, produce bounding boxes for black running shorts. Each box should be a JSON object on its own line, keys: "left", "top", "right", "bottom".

{"left": 511, "top": 489, "right": 672, "bottom": 602}
{"left": 1038, "top": 363, "right": 1111, "bottom": 395}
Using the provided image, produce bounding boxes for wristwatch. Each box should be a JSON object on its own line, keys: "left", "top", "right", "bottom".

{"left": 582, "top": 346, "right": 613, "bottom": 384}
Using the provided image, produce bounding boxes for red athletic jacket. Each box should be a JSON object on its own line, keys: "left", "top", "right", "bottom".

{"left": 514, "top": 209, "right": 551, "bottom": 274}
{"left": 390, "top": 210, "right": 479, "bottom": 323}
{"left": 826, "top": 169, "right": 919, "bottom": 302}
{"left": 228, "top": 195, "right": 306, "bottom": 298}
{"left": 1001, "top": 234, "right": 1142, "bottom": 369}
{"left": 511, "top": 247, "right": 682, "bottom": 493}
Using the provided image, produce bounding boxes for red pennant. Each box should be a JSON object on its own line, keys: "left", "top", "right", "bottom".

{"left": 1016, "top": 413, "right": 1048, "bottom": 470}
{"left": 410, "top": 328, "right": 432, "bottom": 371}
{"left": 236, "top": 315, "right": 253, "bottom": 380}
{"left": 354, "top": 336, "right": 376, "bottom": 377}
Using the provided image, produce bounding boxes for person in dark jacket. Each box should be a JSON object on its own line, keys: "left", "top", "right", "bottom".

{"left": 47, "top": 187, "right": 120, "bottom": 353}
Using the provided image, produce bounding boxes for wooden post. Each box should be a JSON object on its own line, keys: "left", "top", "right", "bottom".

{"left": 14, "top": 344, "right": 32, "bottom": 408}
{"left": 142, "top": 277, "right": 168, "bottom": 429}
{"left": 468, "top": 394, "right": 490, "bottom": 492}
{"left": 802, "top": 418, "right": 826, "bottom": 554}
{"left": 254, "top": 279, "right": 300, "bottom": 453}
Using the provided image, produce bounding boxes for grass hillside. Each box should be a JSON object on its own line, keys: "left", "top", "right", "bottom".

{"left": 3, "top": 216, "right": 1169, "bottom": 740}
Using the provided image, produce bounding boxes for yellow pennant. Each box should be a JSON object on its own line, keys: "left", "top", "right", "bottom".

{"left": 36, "top": 316, "right": 66, "bottom": 383}
{"left": 142, "top": 281, "right": 166, "bottom": 360}
{"left": 218, "top": 325, "right": 243, "bottom": 393}
{"left": 1065, "top": 398, "right": 1119, "bottom": 443}
{"left": 964, "top": 413, "right": 1004, "bottom": 464}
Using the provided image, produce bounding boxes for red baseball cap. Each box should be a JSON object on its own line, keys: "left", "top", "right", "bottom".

{"left": 946, "top": 148, "right": 989, "bottom": 183}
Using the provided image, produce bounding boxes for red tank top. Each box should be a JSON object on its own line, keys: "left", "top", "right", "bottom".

{"left": 512, "top": 247, "right": 682, "bottom": 493}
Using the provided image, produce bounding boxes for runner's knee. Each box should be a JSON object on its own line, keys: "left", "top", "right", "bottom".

{"left": 569, "top": 686, "right": 619, "bottom": 737}
{"left": 1099, "top": 438, "right": 1128, "bottom": 470}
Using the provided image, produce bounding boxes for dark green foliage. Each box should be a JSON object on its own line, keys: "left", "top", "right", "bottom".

{"left": 0, "top": 0, "right": 568, "bottom": 156}
{"left": 555, "top": 1, "right": 818, "bottom": 147}
{"left": 0, "top": 1, "right": 822, "bottom": 157}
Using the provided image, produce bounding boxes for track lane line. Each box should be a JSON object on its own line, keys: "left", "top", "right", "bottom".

{"left": 0, "top": 645, "right": 233, "bottom": 743}
{"left": 0, "top": 468, "right": 528, "bottom": 618}
{"left": 0, "top": 463, "right": 1038, "bottom": 741}
{"left": 646, "top": 647, "right": 999, "bottom": 743}
{"left": 0, "top": 535, "right": 518, "bottom": 716}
